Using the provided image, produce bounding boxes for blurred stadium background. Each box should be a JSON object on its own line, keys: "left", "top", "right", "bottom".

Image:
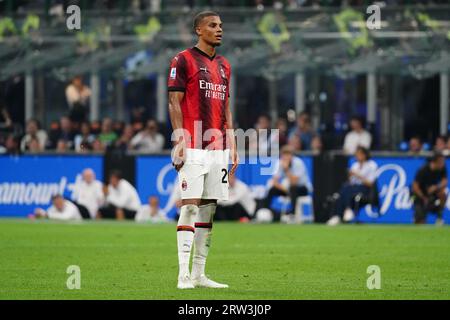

{"left": 0, "top": 0, "right": 449, "bottom": 223}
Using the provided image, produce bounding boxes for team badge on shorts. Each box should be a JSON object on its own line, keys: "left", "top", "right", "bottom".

{"left": 181, "top": 179, "right": 187, "bottom": 191}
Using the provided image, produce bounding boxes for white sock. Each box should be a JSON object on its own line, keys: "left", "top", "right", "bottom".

{"left": 177, "top": 204, "right": 198, "bottom": 278}
{"left": 192, "top": 203, "right": 215, "bottom": 279}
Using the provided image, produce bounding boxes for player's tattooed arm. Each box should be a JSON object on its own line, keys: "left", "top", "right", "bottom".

{"left": 168, "top": 91, "right": 186, "bottom": 171}
{"left": 225, "top": 99, "right": 239, "bottom": 176}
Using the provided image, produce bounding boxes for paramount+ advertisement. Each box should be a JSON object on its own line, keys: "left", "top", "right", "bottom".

{"left": 0, "top": 154, "right": 449, "bottom": 224}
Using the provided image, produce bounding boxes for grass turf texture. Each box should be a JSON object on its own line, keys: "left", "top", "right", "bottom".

{"left": 0, "top": 219, "right": 449, "bottom": 300}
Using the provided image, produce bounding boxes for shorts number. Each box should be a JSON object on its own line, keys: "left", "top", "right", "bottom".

{"left": 221, "top": 168, "right": 228, "bottom": 184}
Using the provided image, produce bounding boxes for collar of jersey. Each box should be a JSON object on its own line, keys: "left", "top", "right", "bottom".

{"left": 192, "top": 46, "right": 216, "bottom": 61}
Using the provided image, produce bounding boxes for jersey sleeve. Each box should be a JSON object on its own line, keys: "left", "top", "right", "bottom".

{"left": 168, "top": 54, "right": 188, "bottom": 92}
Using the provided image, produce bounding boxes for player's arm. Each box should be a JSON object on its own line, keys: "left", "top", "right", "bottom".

{"left": 285, "top": 171, "right": 300, "bottom": 186}
{"left": 225, "top": 98, "right": 239, "bottom": 176}
{"left": 168, "top": 91, "right": 186, "bottom": 171}
{"left": 413, "top": 181, "right": 427, "bottom": 202}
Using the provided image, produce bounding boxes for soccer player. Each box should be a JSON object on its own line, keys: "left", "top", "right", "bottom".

{"left": 168, "top": 11, "right": 238, "bottom": 289}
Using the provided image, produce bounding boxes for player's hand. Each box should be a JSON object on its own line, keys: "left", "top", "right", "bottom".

{"left": 281, "top": 159, "right": 290, "bottom": 171}
{"left": 427, "top": 185, "right": 438, "bottom": 194}
{"left": 230, "top": 148, "right": 239, "bottom": 177}
{"left": 34, "top": 208, "right": 46, "bottom": 218}
{"left": 172, "top": 138, "right": 186, "bottom": 172}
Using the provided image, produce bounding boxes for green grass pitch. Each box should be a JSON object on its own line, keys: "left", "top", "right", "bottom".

{"left": 0, "top": 219, "right": 449, "bottom": 300}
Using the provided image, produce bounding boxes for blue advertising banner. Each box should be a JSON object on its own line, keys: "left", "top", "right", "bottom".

{"left": 352, "top": 157, "right": 450, "bottom": 224}
{"left": 0, "top": 155, "right": 103, "bottom": 217}
{"left": 136, "top": 155, "right": 314, "bottom": 220}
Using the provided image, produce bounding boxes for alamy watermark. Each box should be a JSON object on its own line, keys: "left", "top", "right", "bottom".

{"left": 66, "top": 265, "right": 81, "bottom": 290}
{"left": 170, "top": 123, "right": 280, "bottom": 176}
{"left": 366, "top": 5, "right": 382, "bottom": 30}
{"left": 366, "top": 265, "right": 381, "bottom": 290}
{"left": 66, "top": 5, "right": 81, "bottom": 30}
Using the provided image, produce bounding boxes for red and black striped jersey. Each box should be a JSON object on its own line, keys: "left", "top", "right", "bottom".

{"left": 168, "top": 47, "right": 231, "bottom": 150}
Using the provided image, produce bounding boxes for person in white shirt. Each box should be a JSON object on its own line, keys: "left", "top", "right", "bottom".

{"left": 65, "top": 76, "right": 91, "bottom": 123}
{"left": 99, "top": 170, "right": 141, "bottom": 220}
{"left": 71, "top": 168, "right": 104, "bottom": 219}
{"left": 135, "top": 196, "right": 168, "bottom": 223}
{"left": 20, "top": 119, "right": 48, "bottom": 151}
{"left": 343, "top": 116, "right": 372, "bottom": 155}
{"left": 327, "top": 146, "right": 378, "bottom": 226}
{"left": 248, "top": 114, "right": 277, "bottom": 155}
{"left": 261, "top": 145, "right": 313, "bottom": 222}
{"left": 130, "top": 119, "right": 165, "bottom": 153}
{"left": 216, "top": 174, "right": 256, "bottom": 221}
{"left": 34, "top": 195, "right": 82, "bottom": 221}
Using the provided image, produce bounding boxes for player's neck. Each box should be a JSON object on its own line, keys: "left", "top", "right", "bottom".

{"left": 195, "top": 41, "right": 216, "bottom": 58}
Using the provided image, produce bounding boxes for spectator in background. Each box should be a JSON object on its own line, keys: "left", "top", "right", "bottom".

{"left": 49, "top": 116, "right": 75, "bottom": 149}
{"left": 135, "top": 196, "right": 168, "bottom": 223}
{"left": 311, "top": 135, "right": 323, "bottom": 154}
{"left": 288, "top": 134, "right": 302, "bottom": 152}
{"left": 98, "top": 118, "right": 118, "bottom": 148}
{"left": 130, "top": 107, "right": 146, "bottom": 132}
{"left": 115, "top": 124, "right": 135, "bottom": 152}
{"left": 249, "top": 114, "right": 276, "bottom": 155}
{"left": 113, "top": 120, "right": 125, "bottom": 136}
{"left": 34, "top": 195, "right": 82, "bottom": 221}
{"left": 412, "top": 152, "right": 448, "bottom": 225}
{"left": 66, "top": 76, "right": 91, "bottom": 123}
{"left": 74, "top": 122, "right": 96, "bottom": 152}
{"left": 273, "top": 118, "right": 288, "bottom": 147}
{"left": 90, "top": 120, "right": 101, "bottom": 135}
{"left": 1, "top": 134, "right": 20, "bottom": 155}
{"left": 408, "top": 136, "right": 424, "bottom": 155}
{"left": 343, "top": 116, "right": 372, "bottom": 155}
{"left": 0, "top": 105, "right": 13, "bottom": 132}
{"left": 20, "top": 119, "right": 48, "bottom": 151}
{"left": 434, "top": 135, "right": 449, "bottom": 155}
{"left": 72, "top": 168, "right": 105, "bottom": 219}
{"left": 56, "top": 139, "right": 69, "bottom": 153}
{"left": 92, "top": 138, "right": 106, "bottom": 153}
{"left": 288, "top": 112, "right": 315, "bottom": 151}
{"left": 261, "top": 145, "right": 313, "bottom": 222}
{"left": 99, "top": 170, "right": 141, "bottom": 220}
{"left": 130, "top": 119, "right": 165, "bottom": 153}
{"left": 25, "top": 136, "right": 43, "bottom": 153}
{"left": 327, "top": 146, "right": 378, "bottom": 226}
{"left": 216, "top": 174, "right": 256, "bottom": 221}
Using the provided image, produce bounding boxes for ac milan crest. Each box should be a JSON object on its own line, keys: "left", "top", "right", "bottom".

{"left": 181, "top": 179, "right": 187, "bottom": 191}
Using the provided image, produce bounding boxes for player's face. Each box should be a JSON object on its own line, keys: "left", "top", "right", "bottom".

{"left": 83, "top": 170, "right": 94, "bottom": 183}
{"left": 355, "top": 150, "right": 366, "bottom": 162}
{"left": 197, "top": 16, "right": 223, "bottom": 47}
{"left": 110, "top": 176, "right": 119, "bottom": 187}
{"left": 149, "top": 197, "right": 159, "bottom": 207}
{"left": 434, "top": 157, "right": 445, "bottom": 170}
{"left": 53, "top": 197, "right": 64, "bottom": 211}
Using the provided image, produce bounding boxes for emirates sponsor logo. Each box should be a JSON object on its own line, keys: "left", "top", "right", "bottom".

{"left": 199, "top": 79, "right": 226, "bottom": 101}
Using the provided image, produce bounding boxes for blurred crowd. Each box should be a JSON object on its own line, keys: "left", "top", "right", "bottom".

{"left": 1, "top": 75, "right": 449, "bottom": 156}
{"left": 1, "top": 107, "right": 450, "bottom": 156}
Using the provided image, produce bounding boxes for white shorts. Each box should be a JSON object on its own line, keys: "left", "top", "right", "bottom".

{"left": 178, "top": 148, "right": 230, "bottom": 201}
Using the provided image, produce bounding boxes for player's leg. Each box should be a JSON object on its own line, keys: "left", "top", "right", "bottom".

{"left": 191, "top": 150, "right": 229, "bottom": 288}
{"left": 176, "top": 164, "right": 205, "bottom": 289}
